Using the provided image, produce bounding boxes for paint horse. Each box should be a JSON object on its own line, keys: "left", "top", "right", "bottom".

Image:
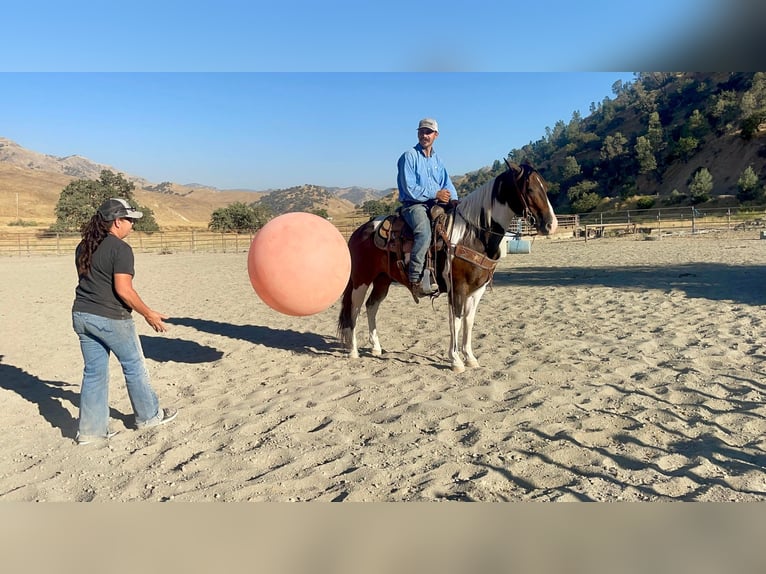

{"left": 337, "top": 162, "right": 558, "bottom": 372}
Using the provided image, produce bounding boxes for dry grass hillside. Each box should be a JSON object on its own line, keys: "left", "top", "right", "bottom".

{"left": 0, "top": 164, "right": 272, "bottom": 230}
{"left": 649, "top": 131, "right": 766, "bottom": 198}
{"left": 0, "top": 136, "right": 371, "bottom": 232}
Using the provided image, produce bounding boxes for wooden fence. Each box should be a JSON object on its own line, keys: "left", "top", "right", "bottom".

{"left": 2, "top": 207, "right": 764, "bottom": 257}
{"left": 0, "top": 216, "right": 568, "bottom": 257}
{"left": 0, "top": 230, "right": 259, "bottom": 257}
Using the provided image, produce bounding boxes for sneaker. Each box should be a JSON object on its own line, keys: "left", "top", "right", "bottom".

{"left": 77, "top": 430, "right": 119, "bottom": 445}
{"left": 136, "top": 407, "right": 178, "bottom": 430}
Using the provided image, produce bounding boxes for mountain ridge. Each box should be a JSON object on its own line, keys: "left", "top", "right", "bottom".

{"left": 0, "top": 137, "right": 388, "bottom": 228}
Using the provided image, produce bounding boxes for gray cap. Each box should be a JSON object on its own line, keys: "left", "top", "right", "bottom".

{"left": 97, "top": 198, "right": 144, "bottom": 221}
{"left": 417, "top": 118, "right": 439, "bottom": 132}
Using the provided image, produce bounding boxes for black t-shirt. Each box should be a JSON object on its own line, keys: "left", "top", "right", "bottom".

{"left": 72, "top": 234, "right": 135, "bottom": 320}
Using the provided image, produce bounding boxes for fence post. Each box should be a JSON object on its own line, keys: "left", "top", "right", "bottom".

{"left": 727, "top": 208, "right": 731, "bottom": 231}
{"left": 691, "top": 206, "right": 696, "bottom": 234}
{"left": 657, "top": 211, "right": 661, "bottom": 239}
{"left": 56, "top": 233, "right": 60, "bottom": 255}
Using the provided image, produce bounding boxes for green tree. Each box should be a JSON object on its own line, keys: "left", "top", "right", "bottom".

{"left": 646, "top": 112, "right": 665, "bottom": 151}
{"left": 52, "top": 170, "right": 159, "bottom": 232}
{"left": 711, "top": 90, "right": 739, "bottom": 131}
{"left": 686, "top": 109, "right": 710, "bottom": 139}
{"left": 600, "top": 132, "right": 627, "bottom": 160}
{"left": 567, "top": 180, "right": 600, "bottom": 213}
{"left": 310, "top": 208, "right": 330, "bottom": 219}
{"left": 360, "top": 198, "right": 400, "bottom": 218}
{"left": 599, "top": 97, "right": 616, "bottom": 126}
{"left": 688, "top": 168, "right": 713, "bottom": 204}
{"left": 676, "top": 136, "right": 699, "bottom": 161}
{"left": 737, "top": 165, "right": 760, "bottom": 201}
{"left": 630, "top": 81, "right": 657, "bottom": 113}
{"left": 566, "top": 111, "right": 582, "bottom": 143}
{"left": 738, "top": 73, "right": 766, "bottom": 139}
{"left": 561, "top": 155, "right": 581, "bottom": 179}
{"left": 634, "top": 136, "right": 657, "bottom": 174}
{"left": 208, "top": 202, "right": 272, "bottom": 232}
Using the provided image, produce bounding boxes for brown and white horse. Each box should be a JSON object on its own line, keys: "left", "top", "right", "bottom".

{"left": 337, "top": 162, "right": 558, "bottom": 372}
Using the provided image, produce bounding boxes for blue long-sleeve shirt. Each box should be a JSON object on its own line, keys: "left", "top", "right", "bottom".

{"left": 397, "top": 144, "right": 458, "bottom": 203}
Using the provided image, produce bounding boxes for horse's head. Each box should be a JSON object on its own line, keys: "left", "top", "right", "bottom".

{"left": 499, "top": 161, "right": 558, "bottom": 236}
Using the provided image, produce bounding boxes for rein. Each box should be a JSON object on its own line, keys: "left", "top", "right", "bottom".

{"left": 453, "top": 168, "right": 534, "bottom": 241}
{"left": 447, "top": 168, "right": 537, "bottom": 280}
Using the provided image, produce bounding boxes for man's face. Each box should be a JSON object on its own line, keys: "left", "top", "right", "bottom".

{"left": 417, "top": 127, "right": 438, "bottom": 147}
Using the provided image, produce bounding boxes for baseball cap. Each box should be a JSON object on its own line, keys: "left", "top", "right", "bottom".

{"left": 417, "top": 118, "right": 439, "bottom": 132}
{"left": 97, "top": 198, "right": 144, "bottom": 221}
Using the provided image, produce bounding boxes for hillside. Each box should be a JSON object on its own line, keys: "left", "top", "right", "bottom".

{"left": 0, "top": 138, "right": 378, "bottom": 229}
{"left": 453, "top": 73, "right": 766, "bottom": 214}
{"left": 510, "top": 72, "right": 766, "bottom": 212}
{"left": 5, "top": 72, "right": 766, "bottom": 230}
{"left": 0, "top": 162, "right": 270, "bottom": 229}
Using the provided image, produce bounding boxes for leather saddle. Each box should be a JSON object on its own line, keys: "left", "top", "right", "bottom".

{"left": 372, "top": 203, "right": 455, "bottom": 287}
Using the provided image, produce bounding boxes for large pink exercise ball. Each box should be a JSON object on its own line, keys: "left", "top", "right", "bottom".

{"left": 247, "top": 212, "right": 351, "bottom": 316}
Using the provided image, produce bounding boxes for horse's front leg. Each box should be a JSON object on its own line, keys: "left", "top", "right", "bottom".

{"left": 448, "top": 293, "right": 466, "bottom": 373}
{"left": 461, "top": 285, "right": 488, "bottom": 368}
{"left": 365, "top": 278, "right": 391, "bottom": 356}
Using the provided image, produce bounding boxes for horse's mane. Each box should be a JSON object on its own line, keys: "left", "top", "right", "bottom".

{"left": 451, "top": 176, "right": 499, "bottom": 244}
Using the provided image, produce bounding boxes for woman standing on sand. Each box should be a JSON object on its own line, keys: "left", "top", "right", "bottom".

{"left": 72, "top": 197, "right": 177, "bottom": 445}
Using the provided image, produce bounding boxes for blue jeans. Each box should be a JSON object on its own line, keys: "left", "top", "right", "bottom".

{"left": 400, "top": 203, "right": 431, "bottom": 284}
{"left": 72, "top": 311, "right": 160, "bottom": 439}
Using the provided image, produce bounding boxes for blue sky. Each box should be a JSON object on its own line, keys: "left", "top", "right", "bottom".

{"left": 1, "top": 0, "right": 729, "bottom": 191}
{"left": 0, "top": 73, "right": 635, "bottom": 190}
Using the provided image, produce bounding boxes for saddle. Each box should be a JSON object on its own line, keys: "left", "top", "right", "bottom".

{"left": 373, "top": 203, "right": 454, "bottom": 295}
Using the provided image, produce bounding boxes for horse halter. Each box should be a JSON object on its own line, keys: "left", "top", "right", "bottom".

{"left": 505, "top": 159, "right": 537, "bottom": 229}
{"left": 454, "top": 164, "right": 537, "bottom": 239}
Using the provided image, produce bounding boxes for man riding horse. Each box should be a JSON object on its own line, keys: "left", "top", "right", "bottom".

{"left": 397, "top": 118, "right": 459, "bottom": 299}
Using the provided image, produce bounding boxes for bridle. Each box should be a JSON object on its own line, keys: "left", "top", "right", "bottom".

{"left": 453, "top": 162, "right": 539, "bottom": 240}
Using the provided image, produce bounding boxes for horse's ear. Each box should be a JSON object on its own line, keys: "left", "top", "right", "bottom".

{"left": 504, "top": 159, "right": 524, "bottom": 184}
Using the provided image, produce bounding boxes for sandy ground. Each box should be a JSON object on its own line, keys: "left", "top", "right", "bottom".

{"left": 2, "top": 230, "right": 766, "bottom": 502}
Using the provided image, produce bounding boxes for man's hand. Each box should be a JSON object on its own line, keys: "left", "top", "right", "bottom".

{"left": 435, "top": 189, "right": 452, "bottom": 203}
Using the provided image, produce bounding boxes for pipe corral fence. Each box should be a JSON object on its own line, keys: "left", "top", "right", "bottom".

{"left": 576, "top": 206, "right": 766, "bottom": 241}
{"left": 1, "top": 206, "right": 765, "bottom": 257}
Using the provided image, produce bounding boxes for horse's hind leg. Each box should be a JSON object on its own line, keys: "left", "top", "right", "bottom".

{"left": 338, "top": 280, "right": 371, "bottom": 359}
{"left": 365, "top": 275, "right": 391, "bottom": 356}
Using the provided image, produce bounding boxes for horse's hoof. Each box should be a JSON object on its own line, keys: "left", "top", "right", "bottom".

{"left": 349, "top": 351, "right": 360, "bottom": 359}
{"left": 451, "top": 363, "right": 466, "bottom": 374}
{"left": 371, "top": 348, "right": 382, "bottom": 357}
{"left": 466, "top": 359, "right": 479, "bottom": 368}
